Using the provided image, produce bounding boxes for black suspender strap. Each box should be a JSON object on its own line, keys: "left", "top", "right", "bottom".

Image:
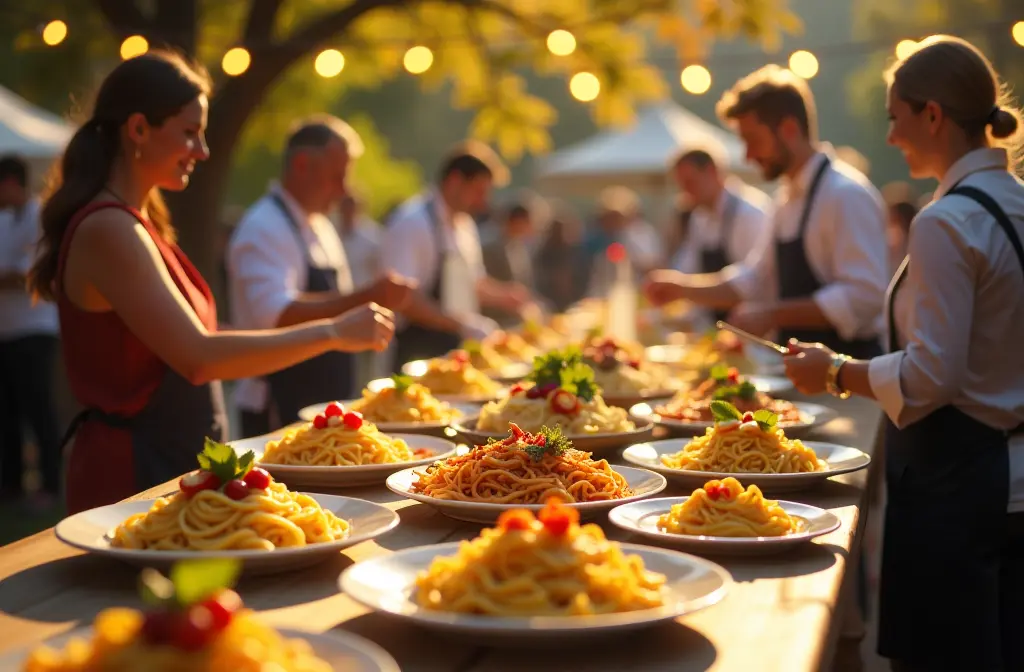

{"left": 947, "top": 186, "right": 1024, "bottom": 280}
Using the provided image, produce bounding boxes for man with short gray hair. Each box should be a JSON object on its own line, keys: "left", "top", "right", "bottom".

{"left": 227, "top": 115, "right": 416, "bottom": 435}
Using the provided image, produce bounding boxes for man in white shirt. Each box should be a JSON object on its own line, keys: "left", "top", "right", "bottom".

{"left": 228, "top": 117, "right": 416, "bottom": 435}
{"left": 668, "top": 148, "right": 772, "bottom": 326}
{"left": 645, "top": 65, "right": 888, "bottom": 358}
{"left": 0, "top": 155, "right": 61, "bottom": 504}
{"left": 382, "top": 141, "right": 536, "bottom": 368}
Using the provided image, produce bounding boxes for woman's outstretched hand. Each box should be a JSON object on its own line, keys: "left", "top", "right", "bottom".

{"left": 331, "top": 302, "right": 395, "bottom": 352}
{"left": 782, "top": 339, "right": 835, "bottom": 395}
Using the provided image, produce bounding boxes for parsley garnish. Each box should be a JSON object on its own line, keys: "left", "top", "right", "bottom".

{"left": 712, "top": 380, "right": 758, "bottom": 402}
{"left": 197, "top": 438, "right": 254, "bottom": 486}
{"left": 391, "top": 373, "right": 414, "bottom": 394}
{"left": 523, "top": 425, "right": 572, "bottom": 462}
{"left": 528, "top": 347, "right": 598, "bottom": 402}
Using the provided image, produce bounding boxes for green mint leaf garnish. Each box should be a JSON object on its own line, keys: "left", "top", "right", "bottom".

{"left": 201, "top": 438, "right": 238, "bottom": 485}
{"left": 529, "top": 347, "right": 597, "bottom": 401}
{"left": 737, "top": 381, "right": 758, "bottom": 401}
{"left": 709, "top": 363, "right": 729, "bottom": 382}
{"left": 712, "top": 386, "right": 733, "bottom": 401}
{"left": 236, "top": 451, "right": 255, "bottom": 479}
{"left": 753, "top": 409, "right": 778, "bottom": 432}
{"left": 391, "top": 373, "right": 414, "bottom": 393}
{"left": 462, "top": 339, "right": 482, "bottom": 355}
{"left": 171, "top": 558, "right": 241, "bottom": 607}
{"left": 138, "top": 568, "right": 175, "bottom": 608}
{"left": 523, "top": 425, "right": 572, "bottom": 462}
{"left": 710, "top": 400, "right": 743, "bottom": 423}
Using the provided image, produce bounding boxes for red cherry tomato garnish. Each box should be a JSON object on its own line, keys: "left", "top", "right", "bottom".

{"left": 629, "top": 359, "right": 641, "bottom": 369}
{"left": 538, "top": 497, "right": 579, "bottom": 536}
{"left": 451, "top": 350, "right": 470, "bottom": 364}
{"left": 141, "top": 610, "right": 176, "bottom": 645}
{"left": 324, "top": 401, "right": 345, "bottom": 418}
{"left": 202, "top": 589, "right": 242, "bottom": 632}
{"left": 224, "top": 479, "right": 250, "bottom": 501}
{"left": 498, "top": 509, "right": 534, "bottom": 532}
{"left": 704, "top": 484, "right": 721, "bottom": 500}
{"left": 727, "top": 368, "right": 740, "bottom": 384}
{"left": 742, "top": 412, "right": 754, "bottom": 423}
{"left": 242, "top": 467, "right": 271, "bottom": 490}
{"left": 412, "top": 447, "right": 432, "bottom": 458}
{"left": 509, "top": 383, "right": 526, "bottom": 396}
{"left": 312, "top": 414, "right": 328, "bottom": 430}
{"left": 342, "top": 411, "right": 364, "bottom": 430}
{"left": 179, "top": 470, "right": 220, "bottom": 498}
{"left": 172, "top": 605, "right": 216, "bottom": 652}
{"left": 549, "top": 389, "right": 580, "bottom": 416}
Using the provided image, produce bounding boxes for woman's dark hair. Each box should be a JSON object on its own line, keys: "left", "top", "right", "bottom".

{"left": 28, "top": 50, "right": 211, "bottom": 301}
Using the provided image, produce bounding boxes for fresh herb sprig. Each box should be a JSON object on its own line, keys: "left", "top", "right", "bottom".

{"left": 391, "top": 373, "right": 414, "bottom": 394}
{"left": 709, "top": 401, "right": 778, "bottom": 432}
{"left": 139, "top": 558, "right": 241, "bottom": 609}
{"left": 197, "top": 438, "right": 254, "bottom": 486}
{"left": 525, "top": 426, "right": 573, "bottom": 462}
{"left": 712, "top": 380, "right": 758, "bottom": 402}
{"left": 528, "top": 347, "right": 598, "bottom": 402}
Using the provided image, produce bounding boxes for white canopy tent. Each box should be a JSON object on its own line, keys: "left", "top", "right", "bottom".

{"left": 534, "top": 101, "right": 755, "bottom": 195}
{"left": 0, "top": 84, "right": 72, "bottom": 187}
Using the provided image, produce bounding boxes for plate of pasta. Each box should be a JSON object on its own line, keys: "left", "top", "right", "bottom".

{"left": 339, "top": 499, "right": 729, "bottom": 639}
{"left": 402, "top": 339, "right": 532, "bottom": 383}
{"left": 54, "top": 440, "right": 399, "bottom": 574}
{"left": 621, "top": 402, "right": 870, "bottom": 492}
{"left": 581, "top": 336, "right": 685, "bottom": 407}
{"left": 231, "top": 405, "right": 458, "bottom": 488}
{"left": 608, "top": 478, "right": 842, "bottom": 555}
{"left": 377, "top": 351, "right": 506, "bottom": 402}
{"left": 386, "top": 423, "right": 666, "bottom": 523}
{"left": 299, "top": 376, "right": 474, "bottom": 433}
{"left": 631, "top": 366, "right": 833, "bottom": 436}
{"left": 454, "top": 348, "right": 654, "bottom": 452}
{"left": 5, "top": 558, "right": 400, "bottom": 672}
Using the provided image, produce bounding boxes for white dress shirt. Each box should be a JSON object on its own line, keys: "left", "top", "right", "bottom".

{"left": 227, "top": 184, "right": 354, "bottom": 412}
{"left": 0, "top": 198, "right": 57, "bottom": 340}
{"left": 867, "top": 148, "right": 1024, "bottom": 512}
{"left": 381, "top": 190, "right": 487, "bottom": 328}
{"left": 672, "top": 180, "right": 772, "bottom": 274}
{"left": 341, "top": 216, "right": 382, "bottom": 289}
{"left": 727, "top": 147, "right": 889, "bottom": 341}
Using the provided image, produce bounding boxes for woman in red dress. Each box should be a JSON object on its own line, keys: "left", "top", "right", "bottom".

{"left": 26, "top": 51, "right": 394, "bottom": 514}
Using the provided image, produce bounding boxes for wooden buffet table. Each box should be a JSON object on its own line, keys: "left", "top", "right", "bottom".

{"left": 0, "top": 395, "right": 882, "bottom": 672}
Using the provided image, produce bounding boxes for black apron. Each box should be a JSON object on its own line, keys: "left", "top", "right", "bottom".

{"left": 877, "top": 185, "right": 1024, "bottom": 670}
{"left": 265, "top": 195, "right": 355, "bottom": 422}
{"left": 393, "top": 198, "right": 462, "bottom": 371}
{"left": 698, "top": 192, "right": 740, "bottom": 323}
{"left": 775, "top": 157, "right": 882, "bottom": 359}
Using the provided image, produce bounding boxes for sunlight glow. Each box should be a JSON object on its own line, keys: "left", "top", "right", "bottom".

{"left": 315, "top": 49, "right": 345, "bottom": 78}
{"left": 42, "top": 20, "right": 67, "bottom": 46}
{"left": 403, "top": 46, "right": 434, "bottom": 74}
{"left": 547, "top": 30, "right": 576, "bottom": 56}
{"left": 680, "top": 65, "right": 711, "bottom": 94}
{"left": 120, "top": 35, "right": 148, "bottom": 60}
{"left": 788, "top": 50, "right": 819, "bottom": 79}
{"left": 569, "top": 72, "right": 600, "bottom": 102}
{"left": 221, "top": 47, "right": 251, "bottom": 76}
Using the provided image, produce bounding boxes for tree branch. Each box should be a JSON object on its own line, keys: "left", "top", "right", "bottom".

{"left": 243, "top": 0, "right": 285, "bottom": 46}
{"left": 93, "top": 0, "right": 151, "bottom": 38}
{"left": 268, "top": 0, "right": 407, "bottom": 66}
{"left": 155, "top": 0, "right": 197, "bottom": 53}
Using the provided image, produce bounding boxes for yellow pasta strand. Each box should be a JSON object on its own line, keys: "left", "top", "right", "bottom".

{"left": 416, "top": 357, "right": 501, "bottom": 397}
{"left": 657, "top": 477, "right": 805, "bottom": 537}
{"left": 350, "top": 384, "right": 460, "bottom": 424}
{"left": 477, "top": 389, "right": 634, "bottom": 434}
{"left": 261, "top": 421, "right": 418, "bottom": 466}
{"left": 661, "top": 424, "right": 824, "bottom": 474}
{"left": 110, "top": 482, "right": 350, "bottom": 551}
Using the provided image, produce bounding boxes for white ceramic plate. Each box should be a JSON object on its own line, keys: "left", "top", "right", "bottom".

{"left": 386, "top": 465, "right": 667, "bottom": 523}
{"left": 629, "top": 401, "right": 836, "bottom": 438}
{"left": 363, "top": 376, "right": 506, "bottom": 405}
{"left": 298, "top": 400, "right": 478, "bottom": 434}
{"left": 452, "top": 415, "right": 656, "bottom": 454}
{"left": 232, "top": 431, "right": 458, "bottom": 489}
{"left": 55, "top": 494, "right": 399, "bottom": 575}
{"left": 621, "top": 439, "right": 871, "bottom": 493}
{"left": 339, "top": 542, "right": 729, "bottom": 639}
{"left": 608, "top": 496, "right": 842, "bottom": 555}
{"left": 402, "top": 359, "right": 531, "bottom": 383}
{"left": 0, "top": 626, "right": 400, "bottom": 671}
{"left": 601, "top": 388, "right": 681, "bottom": 410}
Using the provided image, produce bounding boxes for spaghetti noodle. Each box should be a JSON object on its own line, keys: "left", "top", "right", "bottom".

{"left": 656, "top": 477, "right": 805, "bottom": 537}
{"left": 111, "top": 481, "right": 350, "bottom": 551}
{"left": 660, "top": 405, "right": 824, "bottom": 474}
{"left": 656, "top": 366, "right": 802, "bottom": 424}
{"left": 459, "top": 339, "right": 513, "bottom": 372}
{"left": 349, "top": 378, "right": 461, "bottom": 424}
{"left": 410, "top": 423, "right": 633, "bottom": 503}
{"left": 486, "top": 331, "right": 541, "bottom": 362}
{"left": 416, "top": 352, "right": 502, "bottom": 397}
{"left": 415, "top": 498, "right": 666, "bottom": 616}
{"left": 261, "top": 414, "right": 418, "bottom": 466}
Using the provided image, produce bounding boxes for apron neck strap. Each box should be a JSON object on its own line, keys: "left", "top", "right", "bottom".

{"left": 796, "top": 156, "right": 831, "bottom": 237}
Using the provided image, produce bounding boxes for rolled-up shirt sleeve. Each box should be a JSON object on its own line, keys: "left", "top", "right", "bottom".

{"left": 227, "top": 221, "right": 304, "bottom": 330}
{"left": 812, "top": 184, "right": 888, "bottom": 340}
{"left": 867, "top": 214, "right": 975, "bottom": 427}
{"left": 724, "top": 223, "right": 775, "bottom": 299}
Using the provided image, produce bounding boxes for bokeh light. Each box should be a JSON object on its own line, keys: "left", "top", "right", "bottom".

{"left": 788, "top": 50, "right": 819, "bottom": 79}
{"left": 221, "top": 47, "right": 251, "bottom": 76}
{"left": 42, "top": 20, "right": 67, "bottom": 46}
{"left": 569, "top": 72, "right": 600, "bottom": 101}
{"left": 680, "top": 65, "right": 711, "bottom": 94}
{"left": 120, "top": 35, "right": 149, "bottom": 60}
{"left": 547, "top": 30, "right": 576, "bottom": 56}
{"left": 315, "top": 49, "right": 345, "bottom": 78}
{"left": 895, "top": 39, "right": 918, "bottom": 60}
{"left": 403, "top": 46, "right": 434, "bottom": 74}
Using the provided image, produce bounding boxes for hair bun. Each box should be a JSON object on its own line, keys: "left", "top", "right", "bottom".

{"left": 989, "top": 107, "right": 1021, "bottom": 140}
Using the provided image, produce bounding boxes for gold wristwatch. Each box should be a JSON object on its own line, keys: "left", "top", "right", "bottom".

{"left": 826, "top": 354, "right": 852, "bottom": 400}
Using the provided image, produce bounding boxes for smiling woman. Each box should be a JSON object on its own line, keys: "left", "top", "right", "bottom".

{"left": 24, "top": 51, "right": 397, "bottom": 515}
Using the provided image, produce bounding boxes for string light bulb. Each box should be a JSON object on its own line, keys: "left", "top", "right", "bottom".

{"left": 1012, "top": 21, "right": 1024, "bottom": 47}
{"left": 895, "top": 39, "right": 918, "bottom": 60}
{"left": 788, "top": 50, "right": 819, "bottom": 79}
{"left": 314, "top": 49, "right": 345, "bottom": 78}
{"left": 547, "top": 30, "right": 576, "bottom": 56}
{"left": 680, "top": 65, "right": 711, "bottom": 94}
{"left": 120, "top": 35, "right": 148, "bottom": 60}
{"left": 403, "top": 46, "right": 433, "bottom": 74}
{"left": 221, "top": 47, "right": 251, "bottom": 76}
{"left": 569, "top": 72, "right": 600, "bottom": 101}
{"left": 42, "top": 20, "right": 67, "bottom": 46}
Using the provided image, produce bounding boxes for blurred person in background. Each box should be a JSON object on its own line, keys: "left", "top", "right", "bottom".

{"left": 881, "top": 181, "right": 919, "bottom": 274}
{"left": 482, "top": 196, "right": 543, "bottom": 327}
{"left": 584, "top": 186, "right": 662, "bottom": 296}
{"left": 338, "top": 192, "right": 382, "bottom": 288}
{"left": 668, "top": 148, "right": 772, "bottom": 325}
{"left": 835, "top": 145, "right": 872, "bottom": 179}
{"left": 382, "top": 141, "right": 537, "bottom": 367}
{"left": 0, "top": 155, "right": 61, "bottom": 508}
{"left": 534, "top": 203, "right": 586, "bottom": 312}
{"left": 228, "top": 117, "right": 415, "bottom": 435}
{"left": 645, "top": 65, "right": 888, "bottom": 359}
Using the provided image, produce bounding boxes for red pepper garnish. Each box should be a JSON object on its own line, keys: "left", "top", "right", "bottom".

{"left": 727, "top": 368, "right": 740, "bottom": 384}
{"left": 549, "top": 389, "right": 580, "bottom": 416}
{"left": 538, "top": 497, "right": 579, "bottom": 536}
{"left": 742, "top": 412, "right": 754, "bottom": 423}
{"left": 509, "top": 383, "right": 526, "bottom": 396}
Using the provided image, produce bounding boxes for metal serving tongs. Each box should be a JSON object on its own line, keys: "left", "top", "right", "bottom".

{"left": 715, "top": 320, "right": 790, "bottom": 355}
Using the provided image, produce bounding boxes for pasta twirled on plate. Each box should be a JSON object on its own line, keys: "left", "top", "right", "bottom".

{"left": 661, "top": 402, "right": 825, "bottom": 474}
{"left": 410, "top": 423, "right": 633, "bottom": 503}
{"left": 476, "top": 348, "right": 634, "bottom": 434}
{"left": 582, "top": 336, "right": 678, "bottom": 398}
{"left": 656, "top": 477, "right": 806, "bottom": 537}
{"left": 261, "top": 402, "right": 429, "bottom": 466}
{"left": 350, "top": 375, "right": 461, "bottom": 424}
{"left": 111, "top": 440, "right": 350, "bottom": 551}
{"left": 415, "top": 498, "right": 666, "bottom": 616}
{"left": 655, "top": 365, "right": 801, "bottom": 424}
{"left": 22, "top": 560, "right": 333, "bottom": 672}
{"left": 459, "top": 339, "right": 513, "bottom": 372}
{"left": 416, "top": 351, "right": 502, "bottom": 397}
